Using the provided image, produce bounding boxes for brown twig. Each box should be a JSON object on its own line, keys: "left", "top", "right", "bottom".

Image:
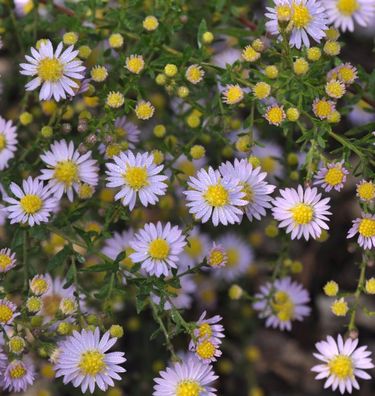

{"left": 39, "top": 0, "right": 75, "bottom": 17}
{"left": 238, "top": 16, "right": 257, "bottom": 31}
{"left": 347, "top": 86, "right": 375, "bottom": 109}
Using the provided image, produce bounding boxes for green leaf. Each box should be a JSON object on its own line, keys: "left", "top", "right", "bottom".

{"left": 47, "top": 246, "right": 71, "bottom": 271}
{"left": 197, "top": 19, "right": 208, "bottom": 49}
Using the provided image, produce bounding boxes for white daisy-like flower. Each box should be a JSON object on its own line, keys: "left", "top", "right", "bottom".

{"left": 54, "top": 328, "right": 126, "bottom": 394}
{"left": 153, "top": 356, "right": 218, "bottom": 396}
{"left": 105, "top": 151, "right": 168, "bottom": 210}
{"left": 314, "top": 161, "right": 349, "bottom": 192}
{"left": 266, "top": 0, "right": 329, "bottom": 49}
{"left": 2, "top": 358, "right": 35, "bottom": 393}
{"left": 190, "top": 337, "right": 222, "bottom": 364}
{"left": 347, "top": 213, "right": 375, "bottom": 250}
{"left": 253, "top": 277, "right": 311, "bottom": 331}
{"left": 0, "top": 248, "right": 16, "bottom": 273}
{"left": 20, "top": 39, "right": 85, "bottom": 101}
{"left": 323, "top": 0, "right": 375, "bottom": 32}
{"left": 311, "top": 334, "right": 374, "bottom": 394}
{"left": 102, "top": 230, "right": 136, "bottom": 272}
{"left": 3, "top": 177, "right": 58, "bottom": 226}
{"left": 40, "top": 139, "right": 99, "bottom": 202}
{"left": 219, "top": 159, "right": 276, "bottom": 221}
{"left": 183, "top": 167, "right": 248, "bottom": 226}
{"left": 114, "top": 116, "right": 141, "bottom": 149}
{"left": 0, "top": 299, "right": 19, "bottom": 326}
{"left": 130, "top": 222, "right": 187, "bottom": 277}
{"left": 0, "top": 116, "right": 17, "bottom": 171}
{"left": 212, "top": 233, "right": 254, "bottom": 281}
{"left": 180, "top": 227, "right": 211, "bottom": 271}
{"left": 272, "top": 185, "right": 331, "bottom": 240}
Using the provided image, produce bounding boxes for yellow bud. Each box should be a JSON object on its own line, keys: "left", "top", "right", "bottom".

{"left": 365, "top": 278, "right": 375, "bottom": 294}
{"left": 109, "top": 324, "right": 124, "bottom": 338}
{"left": 63, "top": 32, "right": 78, "bottom": 45}
{"left": 164, "top": 64, "right": 178, "bottom": 77}
{"left": 264, "top": 65, "right": 279, "bottom": 79}
{"left": 229, "top": 284, "right": 243, "bottom": 300}
{"left": 202, "top": 31, "right": 214, "bottom": 44}
{"left": 286, "top": 107, "right": 300, "bottom": 121}
{"left": 324, "top": 281, "right": 339, "bottom": 297}
{"left": 19, "top": 112, "right": 33, "bottom": 125}
{"left": 190, "top": 145, "right": 206, "bottom": 159}
{"left": 153, "top": 124, "right": 166, "bottom": 138}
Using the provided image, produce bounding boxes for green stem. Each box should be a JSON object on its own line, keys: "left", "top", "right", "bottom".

{"left": 348, "top": 256, "right": 367, "bottom": 332}
{"left": 23, "top": 229, "right": 29, "bottom": 290}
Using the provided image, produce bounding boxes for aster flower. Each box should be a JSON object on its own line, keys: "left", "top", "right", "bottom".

{"left": 206, "top": 243, "right": 228, "bottom": 268}
{"left": 102, "top": 230, "right": 135, "bottom": 270}
{"left": 105, "top": 151, "right": 168, "bottom": 210}
{"left": 222, "top": 84, "right": 244, "bottom": 104}
{"left": 212, "top": 233, "right": 254, "bottom": 281}
{"left": 0, "top": 116, "right": 17, "bottom": 171}
{"left": 3, "top": 177, "right": 58, "bottom": 226}
{"left": 314, "top": 161, "right": 349, "bottom": 192}
{"left": 264, "top": 104, "right": 286, "bottom": 126}
{"left": 130, "top": 222, "right": 187, "bottom": 277}
{"left": 0, "top": 299, "right": 19, "bottom": 326}
{"left": 272, "top": 185, "right": 331, "bottom": 240}
{"left": 266, "top": 0, "right": 329, "bottom": 49}
{"left": 323, "top": 0, "right": 375, "bottom": 32}
{"left": 253, "top": 277, "right": 311, "bottom": 331}
{"left": 2, "top": 358, "right": 35, "bottom": 393}
{"left": 312, "top": 334, "right": 374, "bottom": 394}
{"left": 356, "top": 180, "right": 375, "bottom": 202}
{"left": 20, "top": 39, "right": 85, "bottom": 101}
{"left": 114, "top": 116, "right": 141, "bottom": 149}
{"left": 190, "top": 311, "right": 225, "bottom": 346}
{"left": 312, "top": 97, "right": 336, "bottom": 119}
{"left": 54, "top": 328, "right": 126, "bottom": 394}
{"left": 0, "top": 248, "right": 16, "bottom": 273}
{"left": 40, "top": 139, "right": 99, "bottom": 202}
{"left": 347, "top": 213, "right": 375, "bottom": 250}
{"left": 219, "top": 159, "right": 276, "bottom": 221}
{"left": 191, "top": 338, "right": 222, "bottom": 364}
{"left": 183, "top": 167, "right": 248, "bottom": 227}
{"left": 153, "top": 356, "right": 218, "bottom": 396}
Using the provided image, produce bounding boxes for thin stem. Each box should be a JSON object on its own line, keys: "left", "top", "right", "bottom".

{"left": 23, "top": 229, "right": 29, "bottom": 290}
{"left": 348, "top": 256, "right": 367, "bottom": 332}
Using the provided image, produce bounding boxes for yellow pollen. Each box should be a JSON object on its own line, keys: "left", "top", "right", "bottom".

{"left": 328, "top": 355, "right": 353, "bottom": 379}
{"left": 54, "top": 160, "right": 79, "bottom": 186}
{"left": 148, "top": 239, "right": 170, "bottom": 260}
{"left": 186, "top": 65, "right": 204, "bottom": 84}
{"left": 0, "top": 304, "right": 13, "bottom": 323}
{"left": 196, "top": 339, "right": 216, "bottom": 360}
{"left": 198, "top": 323, "right": 213, "bottom": 339}
{"left": 79, "top": 350, "right": 105, "bottom": 376}
{"left": 292, "top": 4, "right": 312, "bottom": 28}
{"left": 226, "top": 248, "right": 239, "bottom": 267}
{"left": 338, "top": 67, "right": 356, "bottom": 83}
{"left": 204, "top": 184, "right": 229, "bottom": 207}
{"left": 265, "top": 106, "right": 285, "bottom": 125}
{"left": 223, "top": 85, "right": 244, "bottom": 104}
{"left": 42, "top": 294, "right": 61, "bottom": 317}
{"left": 124, "top": 166, "right": 149, "bottom": 190}
{"left": 271, "top": 291, "right": 295, "bottom": 322}
{"left": 20, "top": 194, "right": 43, "bottom": 214}
{"left": 37, "top": 57, "right": 64, "bottom": 82}
{"left": 291, "top": 203, "right": 313, "bottom": 225}
{"left": 31, "top": 278, "right": 49, "bottom": 294}
{"left": 358, "top": 219, "right": 375, "bottom": 238}
{"left": 276, "top": 5, "right": 292, "bottom": 21}
{"left": 9, "top": 363, "right": 27, "bottom": 379}
{"left": 176, "top": 380, "right": 202, "bottom": 396}
{"left": 126, "top": 56, "right": 145, "bottom": 74}
{"left": 209, "top": 249, "right": 225, "bottom": 267}
{"left": 314, "top": 100, "right": 333, "bottom": 118}
{"left": 0, "top": 254, "right": 12, "bottom": 271}
{"left": 357, "top": 182, "right": 375, "bottom": 201}
{"left": 326, "top": 81, "right": 345, "bottom": 99}
{"left": 324, "top": 167, "right": 344, "bottom": 186}
{"left": 185, "top": 237, "right": 203, "bottom": 258}
{"left": 337, "top": 0, "right": 359, "bottom": 16}
{"left": 0, "top": 134, "right": 6, "bottom": 151}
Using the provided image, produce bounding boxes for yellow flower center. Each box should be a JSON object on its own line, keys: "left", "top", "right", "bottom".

{"left": 260, "top": 156, "right": 276, "bottom": 173}
{"left": 271, "top": 291, "right": 295, "bottom": 322}
{"left": 337, "top": 0, "right": 359, "bottom": 15}
{"left": 358, "top": 219, "right": 375, "bottom": 238}
{"left": 326, "top": 81, "right": 345, "bottom": 98}
{"left": 0, "top": 254, "right": 12, "bottom": 271}
{"left": 204, "top": 184, "right": 229, "bottom": 207}
{"left": 148, "top": 239, "right": 170, "bottom": 260}
{"left": 0, "top": 133, "right": 6, "bottom": 151}
{"left": 135, "top": 102, "right": 154, "bottom": 119}
{"left": 224, "top": 86, "right": 243, "bottom": 104}
{"left": 276, "top": 5, "right": 292, "bottom": 21}
{"left": 209, "top": 249, "right": 225, "bottom": 267}
{"left": 126, "top": 56, "right": 144, "bottom": 74}
{"left": 121, "top": 247, "right": 135, "bottom": 269}
{"left": 54, "top": 160, "right": 79, "bottom": 186}
{"left": 187, "top": 66, "right": 203, "bottom": 83}
{"left": 0, "top": 304, "right": 13, "bottom": 323}
{"left": 315, "top": 100, "right": 333, "bottom": 118}
{"left": 266, "top": 107, "right": 284, "bottom": 125}
{"left": 196, "top": 339, "right": 216, "bottom": 360}
{"left": 176, "top": 380, "right": 202, "bottom": 396}
{"left": 9, "top": 363, "right": 27, "bottom": 379}
{"left": 198, "top": 323, "right": 213, "bottom": 338}
{"left": 338, "top": 67, "right": 356, "bottom": 83}
{"left": 124, "top": 166, "right": 149, "bottom": 191}
{"left": 20, "top": 194, "right": 43, "bottom": 214}
{"left": 291, "top": 203, "right": 313, "bottom": 225}
{"left": 357, "top": 182, "right": 375, "bottom": 201}
{"left": 240, "top": 182, "right": 253, "bottom": 203}
{"left": 185, "top": 237, "right": 203, "bottom": 259}
{"left": 292, "top": 4, "right": 311, "bottom": 28}
{"left": 226, "top": 248, "right": 239, "bottom": 267}
{"left": 324, "top": 167, "right": 344, "bottom": 186}
{"left": 37, "top": 57, "right": 64, "bottom": 82}
{"left": 31, "top": 278, "right": 49, "bottom": 294}
{"left": 42, "top": 294, "right": 62, "bottom": 317}
{"left": 79, "top": 350, "right": 105, "bottom": 376}
{"left": 179, "top": 161, "right": 196, "bottom": 177}
{"left": 328, "top": 355, "right": 353, "bottom": 379}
